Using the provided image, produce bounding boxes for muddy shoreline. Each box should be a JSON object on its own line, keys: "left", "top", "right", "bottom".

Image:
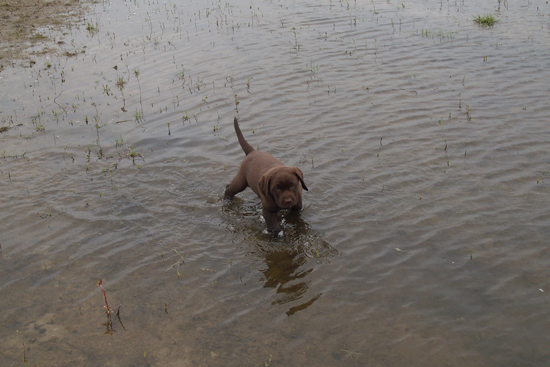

{"left": 0, "top": 0, "right": 90, "bottom": 71}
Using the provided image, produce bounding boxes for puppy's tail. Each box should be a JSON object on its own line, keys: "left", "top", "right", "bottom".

{"left": 234, "top": 117, "right": 255, "bottom": 156}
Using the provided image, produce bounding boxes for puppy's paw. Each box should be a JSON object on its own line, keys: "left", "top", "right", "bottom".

{"left": 263, "top": 229, "right": 284, "bottom": 238}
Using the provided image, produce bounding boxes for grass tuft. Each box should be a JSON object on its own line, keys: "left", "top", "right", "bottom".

{"left": 473, "top": 14, "right": 497, "bottom": 26}
{"left": 86, "top": 22, "right": 99, "bottom": 34}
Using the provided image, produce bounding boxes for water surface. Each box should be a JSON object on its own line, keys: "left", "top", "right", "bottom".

{"left": 1, "top": 0, "right": 550, "bottom": 365}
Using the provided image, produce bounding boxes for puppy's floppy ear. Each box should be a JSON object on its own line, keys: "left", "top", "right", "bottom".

{"left": 258, "top": 173, "right": 274, "bottom": 201}
{"left": 292, "top": 167, "right": 308, "bottom": 191}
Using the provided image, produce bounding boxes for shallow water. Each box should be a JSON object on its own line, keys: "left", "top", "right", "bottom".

{"left": 1, "top": 0, "right": 550, "bottom": 365}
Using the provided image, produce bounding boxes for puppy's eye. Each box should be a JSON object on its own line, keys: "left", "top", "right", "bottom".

{"left": 291, "top": 184, "right": 296, "bottom": 189}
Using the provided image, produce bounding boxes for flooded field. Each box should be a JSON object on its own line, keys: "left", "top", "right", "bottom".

{"left": 1, "top": 0, "right": 550, "bottom": 365}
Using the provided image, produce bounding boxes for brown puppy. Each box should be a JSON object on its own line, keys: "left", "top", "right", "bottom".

{"left": 224, "top": 117, "right": 308, "bottom": 236}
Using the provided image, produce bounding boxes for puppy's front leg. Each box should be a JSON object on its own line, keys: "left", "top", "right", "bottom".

{"left": 290, "top": 198, "right": 303, "bottom": 212}
{"left": 262, "top": 207, "right": 282, "bottom": 236}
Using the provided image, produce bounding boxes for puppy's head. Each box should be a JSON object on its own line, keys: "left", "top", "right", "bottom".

{"left": 258, "top": 167, "right": 308, "bottom": 209}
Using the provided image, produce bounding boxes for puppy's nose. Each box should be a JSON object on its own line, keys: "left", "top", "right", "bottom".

{"left": 283, "top": 198, "right": 294, "bottom": 206}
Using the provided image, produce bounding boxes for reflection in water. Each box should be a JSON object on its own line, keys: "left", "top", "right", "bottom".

{"left": 260, "top": 245, "right": 312, "bottom": 305}
{"left": 225, "top": 203, "right": 339, "bottom": 316}
{"left": 260, "top": 240, "right": 324, "bottom": 317}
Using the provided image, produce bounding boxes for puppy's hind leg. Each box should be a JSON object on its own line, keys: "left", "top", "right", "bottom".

{"left": 224, "top": 173, "right": 248, "bottom": 200}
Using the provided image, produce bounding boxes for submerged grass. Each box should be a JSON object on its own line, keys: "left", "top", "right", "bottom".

{"left": 86, "top": 22, "right": 99, "bottom": 33}
{"left": 473, "top": 14, "right": 497, "bottom": 26}
{"left": 418, "top": 28, "right": 456, "bottom": 40}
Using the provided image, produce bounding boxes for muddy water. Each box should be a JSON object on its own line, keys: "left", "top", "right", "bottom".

{"left": 1, "top": 0, "right": 550, "bottom": 365}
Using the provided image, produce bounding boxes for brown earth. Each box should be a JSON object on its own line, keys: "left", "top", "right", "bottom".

{"left": 0, "top": 0, "right": 89, "bottom": 71}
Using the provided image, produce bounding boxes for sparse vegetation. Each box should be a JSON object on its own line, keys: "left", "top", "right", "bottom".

{"left": 134, "top": 110, "right": 143, "bottom": 122}
{"left": 86, "top": 22, "right": 98, "bottom": 33}
{"left": 30, "top": 33, "right": 48, "bottom": 43}
{"left": 473, "top": 14, "right": 497, "bottom": 26}
{"left": 418, "top": 28, "right": 456, "bottom": 39}
{"left": 115, "top": 135, "right": 124, "bottom": 149}
{"left": 119, "top": 145, "right": 144, "bottom": 164}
